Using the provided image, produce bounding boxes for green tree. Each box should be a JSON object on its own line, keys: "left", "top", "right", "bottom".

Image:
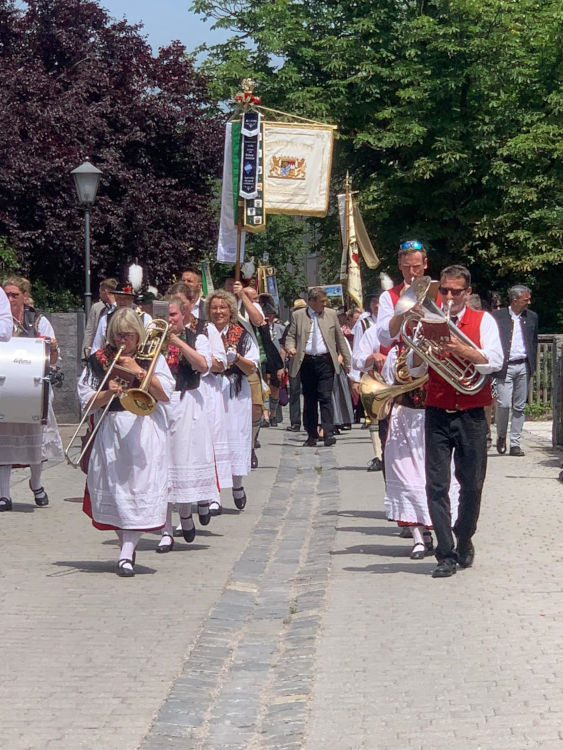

{"left": 193, "top": 0, "right": 563, "bottom": 327}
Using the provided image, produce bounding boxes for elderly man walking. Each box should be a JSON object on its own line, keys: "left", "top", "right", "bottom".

{"left": 285, "top": 287, "right": 350, "bottom": 447}
{"left": 492, "top": 284, "right": 538, "bottom": 456}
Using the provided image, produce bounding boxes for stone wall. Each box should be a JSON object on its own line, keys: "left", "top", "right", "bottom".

{"left": 45, "top": 312, "right": 85, "bottom": 423}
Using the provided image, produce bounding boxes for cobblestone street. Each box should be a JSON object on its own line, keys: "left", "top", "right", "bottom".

{"left": 1, "top": 418, "right": 562, "bottom": 749}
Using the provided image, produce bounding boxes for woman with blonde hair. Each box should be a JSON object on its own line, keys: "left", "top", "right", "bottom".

{"left": 77, "top": 307, "right": 174, "bottom": 576}
{"left": 207, "top": 289, "right": 259, "bottom": 510}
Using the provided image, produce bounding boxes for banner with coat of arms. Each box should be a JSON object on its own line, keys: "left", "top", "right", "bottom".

{"left": 263, "top": 123, "right": 334, "bottom": 217}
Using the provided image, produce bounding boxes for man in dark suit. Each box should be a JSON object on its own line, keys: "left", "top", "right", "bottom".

{"left": 492, "top": 285, "right": 538, "bottom": 457}
{"left": 285, "top": 287, "right": 351, "bottom": 447}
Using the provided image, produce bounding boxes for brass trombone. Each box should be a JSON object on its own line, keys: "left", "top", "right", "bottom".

{"left": 64, "top": 345, "right": 125, "bottom": 468}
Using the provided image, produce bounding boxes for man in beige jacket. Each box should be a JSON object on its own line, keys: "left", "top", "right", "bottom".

{"left": 285, "top": 287, "right": 351, "bottom": 446}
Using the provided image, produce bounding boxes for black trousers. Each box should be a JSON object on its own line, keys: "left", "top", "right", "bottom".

{"left": 288, "top": 373, "right": 302, "bottom": 427}
{"left": 300, "top": 353, "right": 335, "bottom": 439}
{"left": 425, "top": 406, "right": 488, "bottom": 562}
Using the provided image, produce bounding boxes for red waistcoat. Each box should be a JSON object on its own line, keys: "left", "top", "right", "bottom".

{"left": 425, "top": 306, "right": 492, "bottom": 410}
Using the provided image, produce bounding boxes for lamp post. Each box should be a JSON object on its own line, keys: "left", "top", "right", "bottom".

{"left": 71, "top": 160, "right": 102, "bottom": 318}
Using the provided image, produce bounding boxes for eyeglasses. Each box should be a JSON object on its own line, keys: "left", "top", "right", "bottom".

{"left": 115, "top": 332, "right": 137, "bottom": 340}
{"left": 400, "top": 240, "right": 424, "bottom": 251}
{"left": 438, "top": 286, "right": 468, "bottom": 297}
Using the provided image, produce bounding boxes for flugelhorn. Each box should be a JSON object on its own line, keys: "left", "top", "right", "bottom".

{"left": 398, "top": 276, "right": 486, "bottom": 394}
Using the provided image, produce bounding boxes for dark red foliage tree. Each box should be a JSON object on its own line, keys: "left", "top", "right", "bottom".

{"left": 0, "top": 0, "right": 224, "bottom": 299}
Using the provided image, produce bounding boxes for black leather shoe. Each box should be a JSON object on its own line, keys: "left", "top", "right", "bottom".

{"left": 324, "top": 435, "right": 336, "bottom": 447}
{"left": 410, "top": 542, "right": 426, "bottom": 560}
{"left": 180, "top": 516, "right": 196, "bottom": 543}
{"left": 30, "top": 481, "right": 49, "bottom": 507}
{"left": 303, "top": 437, "right": 317, "bottom": 447}
{"left": 156, "top": 534, "right": 175, "bottom": 553}
{"left": 432, "top": 559, "right": 457, "bottom": 578}
{"left": 509, "top": 446, "right": 525, "bottom": 456}
{"left": 367, "top": 457, "right": 383, "bottom": 472}
{"left": 233, "top": 489, "right": 247, "bottom": 510}
{"left": 496, "top": 436, "right": 506, "bottom": 455}
{"left": 457, "top": 540, "right": 475, "bottom": 568}
{"left": 198, "top": 503, "right": 211, "bottom": 526}
{"left": 286, "top": 425, "right": 300, "bottom": 432}
{"left": 209, "top": 502, "right": 222, "bottom": 516}
{"left": 251, "top": 450, "right": 258, "bottom": 469}
{"left": 0, "top": 497, "right": 12, "bottom": 512}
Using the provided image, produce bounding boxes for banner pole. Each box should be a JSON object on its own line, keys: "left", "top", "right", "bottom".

{"left": 235, "top": 208, "right": 242, "bottom": 281}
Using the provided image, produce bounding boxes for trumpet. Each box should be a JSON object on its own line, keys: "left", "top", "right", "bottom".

{"left": 65, "top": 319, "right": 170, "bottom": 469}
{"left": 398, "top": 276, "right": 486, "bottom": 394}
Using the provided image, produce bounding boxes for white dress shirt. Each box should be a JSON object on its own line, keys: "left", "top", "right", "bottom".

{"left": 508, "top": 308, "right": 527, "bottom": 361}
{"left": 407, "top": 306, "right": 504, "bottom": 377}
{"left": 353, "top": 325, "right": 383, "bottom": 373}
{"left": 305, "top": 307, "right": 328, "bottom": 355}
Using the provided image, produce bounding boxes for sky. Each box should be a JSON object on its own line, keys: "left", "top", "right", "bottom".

{"left": 99, "top": 0, "right": 230, "bottom": 54}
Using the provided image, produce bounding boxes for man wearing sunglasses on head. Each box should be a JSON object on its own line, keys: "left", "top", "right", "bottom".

{"left": 376, "top": 240, "right": 429, "bottom": 348}
{"left": 408, "top": 265, "right": 503, "bottom": 578}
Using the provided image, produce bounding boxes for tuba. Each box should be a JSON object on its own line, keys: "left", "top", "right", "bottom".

{"left": 398, "top": 276, "right": 486, "bottom": 394}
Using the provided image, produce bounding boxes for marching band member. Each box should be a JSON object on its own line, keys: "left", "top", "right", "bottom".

{"left": 375, "top": 240, "right": 430, "bottom": 540}
{"left": 78, "top": 308, "right": 174, "bottom": 577}
{"left": 0, "top": 277, "right": 63, "bottom": 512}
{"left": 351, "top": 293, "right": 387, "bottom": 471}
{"left": 380, "top": 345, "right": 459, "bottom": 559}
{"left": 407, "top": 265, "right": 503, "bottom": 577}
{"left": 167, "top": 282, "right": 231, "bottom": 517}
{"left": 157, "top": 296, "right": 218, "bottom": 551}
{"left": 207, "top": 290, "right": 259, "bottom": 510}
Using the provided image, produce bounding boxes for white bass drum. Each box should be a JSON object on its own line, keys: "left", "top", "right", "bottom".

{"left": 0, "top": 337, "right": 49, "bottom": 424}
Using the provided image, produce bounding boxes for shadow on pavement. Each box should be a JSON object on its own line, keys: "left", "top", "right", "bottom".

{"left": 335, "top": 509, "right": 387, "bottom": 520}
{"left": 101, "top": 538, "right": 211, "bottom": 552}
{"left": 51, "top": 560, "right": 157, "bottom": 575}
{"left": 9, "top": 503, "right": 37, "bottom": 513}
{"left": 344, "top": 562, "right": 435, "bottom": 575}
{"left": 332, "top": 543, "right": 416, "bottom": 558}
{"left": 337, "top": 525, "right": 400, "bottom": 536}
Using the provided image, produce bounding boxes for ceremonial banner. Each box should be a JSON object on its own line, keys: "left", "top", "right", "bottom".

{"left": 263, "top": 123, "right": 334, "bottom": 216}
{"left": 239, "top": 111, "right": 260, "bottom": 199}
{"left": 217, "top": 121, "right": 246, "bottom": 264}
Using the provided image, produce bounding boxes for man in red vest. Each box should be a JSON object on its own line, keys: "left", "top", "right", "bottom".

{"left": 408, "top": 265, "right": 503, "bottom": 577}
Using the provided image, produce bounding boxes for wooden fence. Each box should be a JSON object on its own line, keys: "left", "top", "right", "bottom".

{"left": 528, "top": 334, "right": 555, "bottom": 409}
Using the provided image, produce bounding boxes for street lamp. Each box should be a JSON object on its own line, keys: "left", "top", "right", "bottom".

{"left": 71, "top": 159, "right": 102, "bottom": 318}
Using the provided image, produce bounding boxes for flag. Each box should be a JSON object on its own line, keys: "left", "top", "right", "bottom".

{"left": 263, "top": 123, "right": 334, "bottom": 216}
{"left": 217, "top": 121, "right": 246, "bottom": 264}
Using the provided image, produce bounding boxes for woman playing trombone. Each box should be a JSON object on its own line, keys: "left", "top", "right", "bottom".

{"left": 77, "top": 308, "right": 174, "bottom": 577}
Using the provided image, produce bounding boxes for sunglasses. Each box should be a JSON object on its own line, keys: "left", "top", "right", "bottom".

{"left": 5, "top": 291, "right": 21, "bottom": 298}
{"left": 438, "top": 286, "right": 468, "bottom": 297}
{"left": 400, "top": 240, "right": 424, "bottom": 251}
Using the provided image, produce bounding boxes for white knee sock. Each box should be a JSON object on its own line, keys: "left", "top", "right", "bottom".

{"left": 411, "top": 525, "right": 424, "bottom": 546}
{"left": 120, "top": 530, "right": 142, "bottom": 561}
{"left": 0, "top": 465, "right": 11, "bottom": 498}
{"left": 30, "top": 464, "right": 43, "bottom": 491}
{"left": 160, "top": 505, "right": 173, "bottom": 538}
{"left": 178, "top": 503, "right": 194, "bottom": 529}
